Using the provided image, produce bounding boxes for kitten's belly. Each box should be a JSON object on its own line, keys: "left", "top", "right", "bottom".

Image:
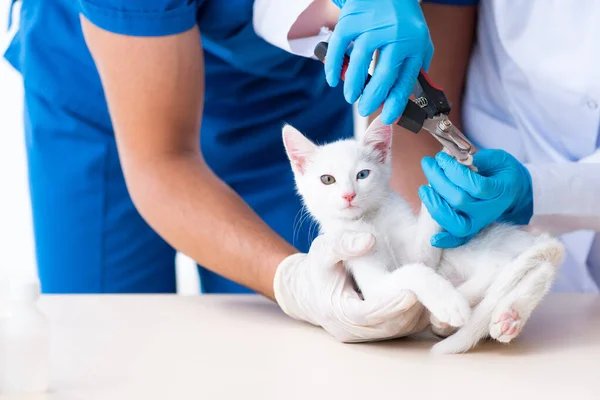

{"left": 437, "top": 224, "right": 539, "bottom": 286}
{"left": 437, "top": 264, "right": 468, "bottom": 287}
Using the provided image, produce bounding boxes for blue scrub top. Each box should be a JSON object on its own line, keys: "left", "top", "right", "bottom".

{"left": 4, "top": 0, "right": 350, "bottom": 294}
{"left": 4, "top": 0, "right": 479, "bottom": 294}
{"left": 5, "top": 0, "right": 479, "bottom": 117}
{"left": 6, "top": 0, "right": 330, "bottom": 123}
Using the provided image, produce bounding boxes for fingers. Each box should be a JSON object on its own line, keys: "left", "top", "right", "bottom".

{"left": 325, "top": 22, "right": 354, "bottom": 88}
{"left": 340, "top": 289, "right": 420, "bottom": 327}
{"left": 308, "top": 231, "right": 375, "bottom": 267}
{"left": 380, "top": 57, "right": 422, "bottom": 124}
{"left": 357, "top": 44, "right": 403, "bottom": 118}
{"left": 343, "top": 36, "right": 376, "bottom": 104}
{"left": 336, "top": 231, "right": 375, "bottom": 257}
{"left": 364, "top": 290, "right": 420, "bottom": 326}
{"left": 422, "top": 38, "right": 434, "bottom": 72}
{"left": 436, "top": 152, "right": 500, "bottom": 200}
{"left": 471, "top": 148, "right": 506, "bottom": 173}
{"left": 431, "top": 232, "right": 470, "bottom": 249}
{"left": 418, "top": 185, "right": 473, "bottom": 237}
{"left": 422, "top": 156, "right": 476, "bottom": 210}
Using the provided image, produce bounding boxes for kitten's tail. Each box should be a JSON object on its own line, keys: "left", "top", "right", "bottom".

{"left": 431, "top": 235, "right": 564, "bottom": 355}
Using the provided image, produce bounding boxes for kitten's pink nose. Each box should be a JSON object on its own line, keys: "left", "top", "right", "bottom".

{"left": 342, "top": 192, "right": 356, "bottom": 203}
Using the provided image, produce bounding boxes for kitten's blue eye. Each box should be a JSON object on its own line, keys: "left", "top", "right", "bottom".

{"left": 320, "top": 175, "right": 336, "bottom": 185}
{"left": 356, "top": 169, "right": 370, "bottom": 180}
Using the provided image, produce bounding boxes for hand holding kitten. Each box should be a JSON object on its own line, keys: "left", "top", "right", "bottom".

{"left": 274, "top": 230, "right": 428, "bottom": 342}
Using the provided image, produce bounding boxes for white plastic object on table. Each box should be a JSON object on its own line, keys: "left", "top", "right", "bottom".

{"left": 0, "top": 278, "right": 50, "bottom": 395}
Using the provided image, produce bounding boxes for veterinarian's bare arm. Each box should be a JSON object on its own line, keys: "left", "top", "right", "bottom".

{"left": 384, "top": 3, "right": 478, "bottom": 210}
{"left": 81, "top": 18, "right": 296, "bottom": 299}
{"left": 288, "top": 0, "right": 339, "bottom": 39}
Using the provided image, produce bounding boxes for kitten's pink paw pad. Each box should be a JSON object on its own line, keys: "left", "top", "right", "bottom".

{"left": 430, "top": 314, "right": 449, "bottom": 328}
{"left": 490, "top": 308, "right": 522, "bottom": 343}
{"left": 430, "top": 314, "right": 455, "bottom": 338}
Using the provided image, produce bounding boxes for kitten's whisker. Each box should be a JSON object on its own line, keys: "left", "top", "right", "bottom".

{"left": 308, "top": 216, "right": 320, "bottom": 244}
{"left": 292, "top": 206, "right": 307, "bottom": 247}
{"left": 293, "top": 205, "right": 313, "bottom": 248}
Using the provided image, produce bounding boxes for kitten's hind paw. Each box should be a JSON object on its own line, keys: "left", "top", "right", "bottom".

{"left": 489, "top": 308, "right": 522, "bottom": 343}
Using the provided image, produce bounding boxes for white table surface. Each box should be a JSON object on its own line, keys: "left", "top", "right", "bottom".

{"left": 5, "top": 294, "right": 599, "bottom": 400}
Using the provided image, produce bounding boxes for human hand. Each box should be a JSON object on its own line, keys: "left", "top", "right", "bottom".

{"left": 419, "top": 150, "right": 534, "bottom": 248}
{"left": 326, "top": 0, "right": 433, "bottom": 124}
{"left": 274, "top": 231, "right": 427, "bottom": 342}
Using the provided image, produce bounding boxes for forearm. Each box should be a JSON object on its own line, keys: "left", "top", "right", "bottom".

{"left": 127, "top": 154, "right": 295, "bottom": 299}
{"left": 254, "top": 0, "right": 338, "bottom": 57}
{"left": 386, "top": 3, "right": 478, "bottom": 209}
{"left": 526, "top": 161, "right": 600, "bottom": 235}
{"left": 289, "top": 0, "right": 339, "bottom": 40}
{"left": 81, "top": 18, "right": 294, "bottom": 299}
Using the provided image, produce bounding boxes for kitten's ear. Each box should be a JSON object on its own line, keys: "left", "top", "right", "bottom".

{"left": 282, "top": 124, "right": 317, "bottom": 174}
{"left": 361, "top": 116, "right": 393, "bottom": 163}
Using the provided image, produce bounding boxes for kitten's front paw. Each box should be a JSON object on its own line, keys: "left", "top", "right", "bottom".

{"left": 423, "top": 289, "right": 471, "bottom": 328}
{"left": 430, "top": 314, "right": 457, "bottom": 338}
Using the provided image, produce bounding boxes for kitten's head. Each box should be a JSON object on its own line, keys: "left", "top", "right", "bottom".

{"left": 283, "top": 116, "right": 393, "bottom": 222}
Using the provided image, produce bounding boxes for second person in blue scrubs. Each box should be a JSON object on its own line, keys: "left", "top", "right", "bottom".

{"left": 4, "top": 0, "right": 478, "bottom": 341}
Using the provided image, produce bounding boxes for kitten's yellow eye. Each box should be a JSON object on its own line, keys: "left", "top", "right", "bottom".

{"left": 357, "top": 169, "right": 370, "bottom": 180}
{"left": 320, "top": 175, "right": 336, "bottom": 185}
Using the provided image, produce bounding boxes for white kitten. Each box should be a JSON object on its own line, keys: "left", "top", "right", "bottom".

{"left": 282, "top": 116, "right": 564, "bottom": 354}
{"left": 282, "top": 117, "right": 471, "bottom": 329}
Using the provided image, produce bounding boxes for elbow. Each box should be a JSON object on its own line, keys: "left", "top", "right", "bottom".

{"left": 118, "top": 155, "right": 173, "bottom": 224}
{"left": 120, "top": 151, "right": 208, "bottom": 222}
{"left": 122, "top": 164, "right": 161, "bottom": 224}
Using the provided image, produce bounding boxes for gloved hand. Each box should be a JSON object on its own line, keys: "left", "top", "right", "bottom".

{"left": 274, "top": 231, "right": 427, "bottom": 342}
{"left": 419, "top": 149, "right": 534, "bottom": 249}
{"left": 326, "top": 0, "right": 434, "bottom": 124}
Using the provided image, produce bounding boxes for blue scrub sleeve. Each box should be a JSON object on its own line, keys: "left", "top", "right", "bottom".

{"left": 78, "top": 0, "right": 200, "bottom": 37}
{"left": 421, "top": 0, "right": 479, "bottom": 5}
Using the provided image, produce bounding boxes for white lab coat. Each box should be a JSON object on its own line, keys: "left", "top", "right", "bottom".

{"left": 463, "top": 0, "right": 600, "bottom": 292}
{"left": 253, "top": 0, "right": 600, "bottom": 292}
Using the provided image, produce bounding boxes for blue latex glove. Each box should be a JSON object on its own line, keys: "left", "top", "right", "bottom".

{"left": 419, "top": 150, "right": 534, "bottom": 248}
{"left": 327, "top": 0, "right": 434, "bottom": 124}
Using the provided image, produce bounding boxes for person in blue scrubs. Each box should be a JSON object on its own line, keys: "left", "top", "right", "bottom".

{"left": 3, "top": 0, "right": 473, "bottom": 297}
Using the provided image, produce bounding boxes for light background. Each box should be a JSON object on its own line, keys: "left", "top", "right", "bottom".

{"left": 0, "top": 2, "right": 367, "bottom": 294}
{"left": 0, "top": 0, "right": 35, "bottom": 287}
